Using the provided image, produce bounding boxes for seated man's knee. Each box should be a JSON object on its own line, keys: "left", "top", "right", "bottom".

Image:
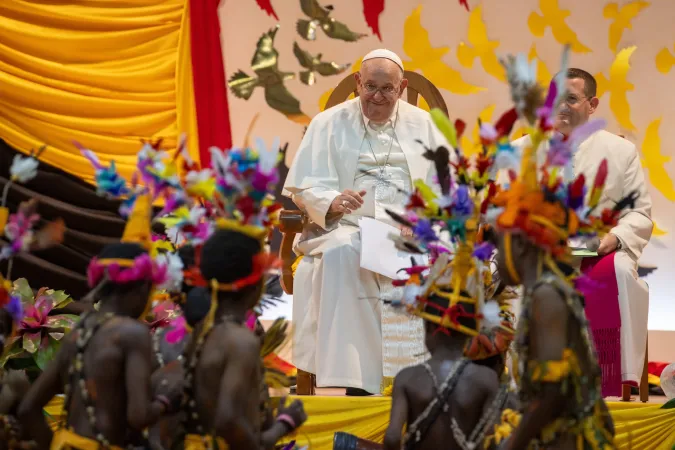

{"left": 323, "top": 234, "right": 359, "bottom": 262}
{"left": 614, "top": 252, "right": 638, "bottom": 280}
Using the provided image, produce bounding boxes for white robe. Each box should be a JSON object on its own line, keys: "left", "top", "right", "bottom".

{"left": 511, "top": 130, "right": 652, "bottom": 384}
{"left": 283, "top": 98, "right": 446, "bottom": 393}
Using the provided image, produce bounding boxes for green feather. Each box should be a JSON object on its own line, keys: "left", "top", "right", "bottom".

{"left": 430, "top": 108, "right": 457, "bottom": 149}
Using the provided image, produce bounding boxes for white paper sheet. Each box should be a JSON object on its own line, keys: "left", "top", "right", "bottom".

{"left": 359, "top": 217, "right": 423, "bottom": 279}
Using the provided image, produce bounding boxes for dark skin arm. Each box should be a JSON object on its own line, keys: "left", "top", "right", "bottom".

{"left": 122, "top": 321, "right": 170, "bottom": 430}
{"left": 17, "top": 348, "right": 66, "bottom": 448}
{"left": 502, "top": 284, "right": 568, "bottom": 450}
{"left": 383, "top": 368, "right": 412, "bottom": 450}
{"left": 476, "top": 365, "right": 501, "bottom": 421}
{"left": 261, "top": 397, "right": 307, "bottom": 449}
{"left": 213, "top": 328, "right": 261, "bottom": 450}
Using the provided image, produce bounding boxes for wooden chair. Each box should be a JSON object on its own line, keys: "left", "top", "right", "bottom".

{"left": 278, "top": 71, "right": 448, "bottom": 295}
{"left": 278, "top": 71, "right": 448, "bottom": 395}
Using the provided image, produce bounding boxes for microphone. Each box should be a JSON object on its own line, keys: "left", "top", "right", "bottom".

{"left": 586, "top": 237, "right": 601, "bottom": 252}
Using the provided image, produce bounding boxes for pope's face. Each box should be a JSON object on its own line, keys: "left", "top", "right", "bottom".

{"left": 555, "top": 78, "right": 598, "bottom": 136}
{"left": 355, "top": 59, "right": 407, "bottom": 124}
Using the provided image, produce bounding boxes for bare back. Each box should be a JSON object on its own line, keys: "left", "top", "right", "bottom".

{"left": 184, "top": 320, "right": 262, "bottom": 436}
{"left": 57, "top": 315, "right": 151, "bottom": 446}
{"left": 398, "top": 360, "right": 499, "bottom": 450}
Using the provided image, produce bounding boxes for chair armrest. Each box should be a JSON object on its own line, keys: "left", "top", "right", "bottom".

{"left": 279, "top": 209, "right": 306, "bottom": 234}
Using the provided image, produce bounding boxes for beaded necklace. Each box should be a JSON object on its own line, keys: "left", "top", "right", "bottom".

{"left": 61, "top": 312, "right": 117, "bottom": 447}
{"left": 403, "top": 359, "right": 469, "bottom": 449}
{"left": 180, "top": 314, "right": 240, "bottom": 446}
{"left": 450, "top": 383, "right": 509, "bottom": 450}
{"left": 516, "top": 271, "right": 606, "bottom": 447}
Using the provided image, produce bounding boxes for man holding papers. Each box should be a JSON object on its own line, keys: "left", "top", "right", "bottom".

{"left": 512, "top": 68, "right": 653, "bottom": 386}
{"left": 283, "top": 49, "right": 447, "bottom": 395}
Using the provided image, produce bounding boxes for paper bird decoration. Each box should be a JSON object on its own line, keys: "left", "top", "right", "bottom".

{"left": 292, "top": 42, "right": 351, "bottom": 85}
{"left": 595, "top": 46, "right": 637, "bottom": 131}
{"left": 603, "top": 1, "right": 649, "bottom": 53}
{"left": 318, "top": 57, "right": 362, "bottom": 111}
{"left": 655, "top": 44, "right": 675, "bottom": 74}
{"left": 256, "top": 0, "right": 279, "bottom": 20}
{"left": 362, "top": 0, "right": 385, "bottom": 41}
{"left": 640, "top": 118, "right": 675, "bottom": 201}
{"left": 652, "top": 221, "right": 667, "bottom": 236}
{"left": 528, "top": 44, "right": 553, "bottom": 88}
{"left": 228, "top": 25, "right": 311, "bottom": 126}
{"left": 528, "top": 0, "right": 591, "bottom": 53}
{"left": 637, "top": 265, "right": 657, "bottom": 277}
{"left": 456, "top": 5, "right": 505, "bottom": 82}
{"left": 402, "top": 6, "right": 484, "bottom": 95}
{"left": 459, "top": 0, "right": 469, "bottom": 11}
{"left": 297, "top": 0, "right": 367, "bottom": 42}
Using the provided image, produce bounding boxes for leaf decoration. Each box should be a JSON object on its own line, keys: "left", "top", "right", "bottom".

{"left": 13, "top": 279, "right": 34, "bottom": 304}
{"left": 362, "top": 0, "right": 386, "bottom": 41}
{"left": 49, "top": 332, "right": 65, "bottom": 341}
{"left": 255, "top": 0, "right": 279, "bottom": 20}
{"left": 45, "top": 314, "right": 79, "bottom": 330}
{"left": 50, "top": 290, "right": 73, "bottom": 309}
{"left": 34, "top": 336, "right": 60, "bottom": 371}
{"left": 23, "top": 332, "right": 41, "bottom": 354}
{"left": 0, "top": 346, "right": 24, "bottom": 367}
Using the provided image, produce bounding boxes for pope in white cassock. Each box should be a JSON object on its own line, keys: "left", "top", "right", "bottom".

{"left": 511, "top": 68, "right": 652, "bottom": 386}
{"left": 282, "top": 49, "right": 448, "bottom": 394}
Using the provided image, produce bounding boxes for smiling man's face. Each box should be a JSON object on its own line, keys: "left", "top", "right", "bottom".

{"left": 355, "top": 58, "right": 407, "bottom": 124}
{"left": 555, "top": 77, "right": 599, "bottom": 136}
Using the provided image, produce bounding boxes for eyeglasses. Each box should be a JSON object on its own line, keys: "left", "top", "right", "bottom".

{"left": 564, "top": 94, "right": 592, "bottom": 106}
{"left": 363, "top": 83, "right": 398, "bottom": 96}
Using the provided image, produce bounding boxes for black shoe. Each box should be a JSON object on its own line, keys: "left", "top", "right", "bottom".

{"left": 345, "top": 387, "right": 373, "bottom": 396}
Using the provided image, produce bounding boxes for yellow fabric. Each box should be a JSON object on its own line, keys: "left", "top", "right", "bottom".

{"left": 649, "top": 373, "right": 661, "bottom": 386}
{"left": 121, "top": 193, "right": 152, "bottom": 249}
{"left": 484, "top": 408, "right": 521, "bottom": 449}
{"left": 529, "top": 348, "right": 578, "bottom": 382}
{"left": 184, "top": 434, "right": 229, "bottom": 450}
{"left": 0, "top": 207, "right": 8, "bottom": 231}
{"left": 0, "top": 1, "right": 200, "bottom": 183}
{"left": 291, "top": 255, "right": 303, "bottom": 279}
{"left": 50, "top": 429, "right": 122, "bottom": 450}
{"left": 44, "top": 396, "right": 675, "bottom": 450}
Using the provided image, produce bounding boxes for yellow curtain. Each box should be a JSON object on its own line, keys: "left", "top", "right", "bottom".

{"left": 0, "top": 0, "right": 199, "bottom": 184}
{"left": 43, "top": 396, "right": 675, "bottom": 449}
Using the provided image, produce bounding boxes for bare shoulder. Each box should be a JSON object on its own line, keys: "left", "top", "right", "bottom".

{"left": 394, "top": 364, "right": 424, "bottom": 389}
{"left": 216, "top": 323, "right": 260, "bottom": 357}
{"left": 465, "top": 363, "right": 499, "bottom": 393}
{"left": 114, "top": 318, "right": 151, "bottom": 347}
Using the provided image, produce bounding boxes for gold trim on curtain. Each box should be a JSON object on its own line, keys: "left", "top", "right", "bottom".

{"left": 0, "top": 0, "right": 198, "bottom": 182}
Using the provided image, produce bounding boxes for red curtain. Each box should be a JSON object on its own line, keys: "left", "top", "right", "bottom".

{"left": 189, "top": 0, "right": 232, "bottom": 166}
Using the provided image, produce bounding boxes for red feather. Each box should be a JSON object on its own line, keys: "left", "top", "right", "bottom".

{"left": 494, "top": 108, "right": 518, "bottom": 138}
{"left": 593, "top": 159, "right": 608, "bottom": 188}
{"left": 454, "top": 119, "right": 467, "bottom": 140}
{"left": 255, "top": 0, "right": 279, "bottom": 20}
{"left": 362, "top": 0, "right": 385, "bottom": 41}
{"left": 459, "top": 0, "right": 470, "bottom": 11}
{"left": 568, "top": 174, "right": 585, "bottom": 197}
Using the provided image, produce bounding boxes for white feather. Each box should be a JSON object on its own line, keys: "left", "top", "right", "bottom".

{"left": 481, "top": 300, "right": 503, "bottom": 330}
{"left": 157, "top": 252, "right": 184, "bottom": 292}
{"left": 10, "top": 155, "right": 39, "bottom": 183}
{"left": 255, "top": 136, "right": 281, "bottom": 174}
